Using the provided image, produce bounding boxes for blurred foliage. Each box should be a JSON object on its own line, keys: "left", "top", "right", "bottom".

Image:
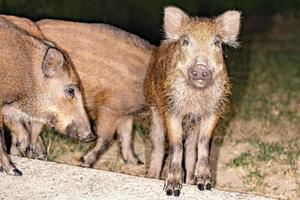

{"left": 0, "top": 0, "right": 299, "bottom": 43}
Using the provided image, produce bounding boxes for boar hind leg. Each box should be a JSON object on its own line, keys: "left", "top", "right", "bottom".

{"left": 117, "top": 116, "right": 142, "bottom": 165}
{"left": 195, "top": 115, "right": 219, "bottom": 191}
{"left": 81, "top": 114, "right": 119, "bottom": 168}
{"left": 147, "top": 107, "right": 165, "bottom": 179}
{"left": 164, "top": 114, "right": 183, "bottom": 197}
{"left": 5, "top": 119, "right": 30, "bottom": 157}
{"left": 0, "top": 123, "right": 22, "bottom": 176}
{"left": 184, "top": 128, "right": 198, "bottom": 185}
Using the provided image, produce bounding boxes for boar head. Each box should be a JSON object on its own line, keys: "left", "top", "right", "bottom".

{"left": 164, "top": 6, "right": 241, "bottom": 89}
{"left": 39, "top": 45, "right": 95, "bottom": 142}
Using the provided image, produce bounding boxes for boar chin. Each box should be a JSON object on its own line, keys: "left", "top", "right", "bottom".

{"left": 188, "top": 79, "right": 211, "bottom": 89}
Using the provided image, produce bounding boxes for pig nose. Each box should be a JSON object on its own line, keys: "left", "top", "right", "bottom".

{"left": 188, "top": 65, "right": 212, "bottom": 81}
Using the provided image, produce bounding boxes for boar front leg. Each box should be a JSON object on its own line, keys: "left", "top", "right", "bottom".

{"left": 184, "top": 127, "right": 198, "bottom": 184}
{"left": 28, "top": 122, "right": 45, "bottom": 159}
{"left": 164, "top": 114, "right": 183, "bottom": 197}
{"left": 195, "top": 114, "right": 219, "bottom": 191}
{"left": 0, "top": 119, "right": 22, "bottom": 176}
{"left": 147, "top": 107, "right": 165, "bottom": 179}
{"left": 81, "top": 113, "right": 119, "bottom": 167}
{"left": 35, "top": 135, "right": 46, "bottom": 160}
{"left": 117, "top": 116, "right": 142, "bottom": 165}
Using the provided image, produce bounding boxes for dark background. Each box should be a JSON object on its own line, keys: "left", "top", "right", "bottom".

{"left": 0, "top": 0, "right": 299, "bottom": 44}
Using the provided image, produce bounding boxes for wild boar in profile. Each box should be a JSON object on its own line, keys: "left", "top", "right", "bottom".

{"left": 0, "top": 16, "right": 95, "bottom": 175}
{"left": 145, "top": 6, "right": 241, "bottom": 196}
{"left": 36, "top": 20, "right": 155, "bottom": 166}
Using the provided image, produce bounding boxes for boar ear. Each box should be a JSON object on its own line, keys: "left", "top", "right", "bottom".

{"left": 215, "top": 10, "right": 241, "bottom": 47}
{"left": 164, "top": 6, "right": 188, "bottom": 40}
{"left": 42, "top": 48, "right": 64, "bottom": 77}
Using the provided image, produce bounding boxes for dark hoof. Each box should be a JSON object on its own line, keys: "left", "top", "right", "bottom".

{"left": 206, "top": 183, "right": 212, "bottom": 190}
{"left": 79, "top": 156, "right": 85, "bottom": 163}
{"left": 38, "top": 154, "right": 47, "bottom": 160}
{"left": 197, "top": 183, "right": 205, "bottom": 191}
{"left": 137, "top": 160, "right": 144, "bottom": 165}
{"left": 12, "top": 168, "right": 23, "bottom": 176}
{"left": 16, "top": 141, "right": 21, "bottom": 147}
{"left": 79, "top": 157, "right": 91, "bottom": 168}
{"left": 174, "top": 189, "right": 180, "bottom": 197}
{"left": 166, "top": 189, "right": 173, "bottom": 196}
{"left": 0, "top": 166, "right": 3, "bottom": 172}
{"left": 25, "top": 146, "right": 31, "bottom": 155}
{"left": 124, "top": 157, "right": 144, "bottom": 165}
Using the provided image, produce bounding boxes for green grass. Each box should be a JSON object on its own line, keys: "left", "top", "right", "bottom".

{"left": 229, "top": 139, "right": 299, "bottom": 169}
{"left": 229, "top": 152, "right": 253, "bottom": 167}
{"left": 228, "top": 139, "right": 299, "bottom": 194}
{"left": 42, "top": 129, "right": 94, "bottom": 160}
{"left": 245, "top": 169, "right": 265, "bottom": 191}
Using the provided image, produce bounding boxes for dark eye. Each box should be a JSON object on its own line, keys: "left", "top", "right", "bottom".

{"left": 180, "top": 35, "right": 190, "bottom": 46}
{"left": 65, "top": 86, "right": 75, "bottom": 99}
{"left": 214, "top": 36, "right": 222, "bottom": 48}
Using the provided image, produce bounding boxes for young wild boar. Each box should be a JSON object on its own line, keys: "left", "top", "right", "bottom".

{"left": 146, "top": 6, "right": 241, "bottom": 196}
{"left": 0, "top": 16, "right": 95, "bottom": 175}
{"left": 35, "top": 20, "right": 155, "bottom": 166}
{"left": 1, "top": 15, "right": 54, "bottom": 159}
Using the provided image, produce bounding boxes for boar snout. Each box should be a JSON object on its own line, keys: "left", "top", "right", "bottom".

{"left": 65, "top": 121, "right": 96, "bottom": 142}
{"left": 188, "top": 65, "right": 212, "bottom": 81}
{"left": 188, "top": 65, "right": 212, "bottom": 88}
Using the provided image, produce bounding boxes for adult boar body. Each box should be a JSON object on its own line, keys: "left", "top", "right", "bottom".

{"left": 37, "top": 20, "right": 155, "bottom": 166}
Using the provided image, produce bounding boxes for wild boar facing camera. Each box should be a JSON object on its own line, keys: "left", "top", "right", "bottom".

{"left": 145, "top": 6, "right": 241, "bottom": 196}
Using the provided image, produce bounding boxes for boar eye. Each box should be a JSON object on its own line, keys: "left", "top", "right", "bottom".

{"left": 214, "top": 36, "right": 222, "bottom": 48}
{"left": 64, "top": 86, "right": 75, "bottom": 99}
{"left": 180, "top": 35, "right": 190, "bottom": 46}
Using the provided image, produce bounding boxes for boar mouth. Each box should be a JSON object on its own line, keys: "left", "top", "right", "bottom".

{"left": 65, "top": 121, "right": 96, "bottom": 142}
{"left": 80, "top": 133, "right": 96, "bottom": 143}
{"left": 188, "top": 79, "right": 211, "bottom": 89}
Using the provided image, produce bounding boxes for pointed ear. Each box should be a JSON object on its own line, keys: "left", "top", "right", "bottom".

{"left": 215, "top": 10, "right": 241, "bottom": 47}
{"left": 164, "top": 6, "right": 188, "bottom": 40}
{"left": 42, "top": 48, "right": 64, "bottom": 77}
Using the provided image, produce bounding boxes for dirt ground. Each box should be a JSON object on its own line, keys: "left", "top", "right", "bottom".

{"left": 52, "top": 118, "right": 299, "bottom": 200}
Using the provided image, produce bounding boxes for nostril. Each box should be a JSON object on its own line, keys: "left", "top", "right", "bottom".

{"left": 189, "top": 68, "right": 200, "bottom": 80}
{"left": 202, "top": 71, "right": 209, "bottom": 77}
{"left": 201, "top": 69, "right": 212, "bottom": 80}
{"left": 191, "top": 70, "right": 198, "bottom": 77}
